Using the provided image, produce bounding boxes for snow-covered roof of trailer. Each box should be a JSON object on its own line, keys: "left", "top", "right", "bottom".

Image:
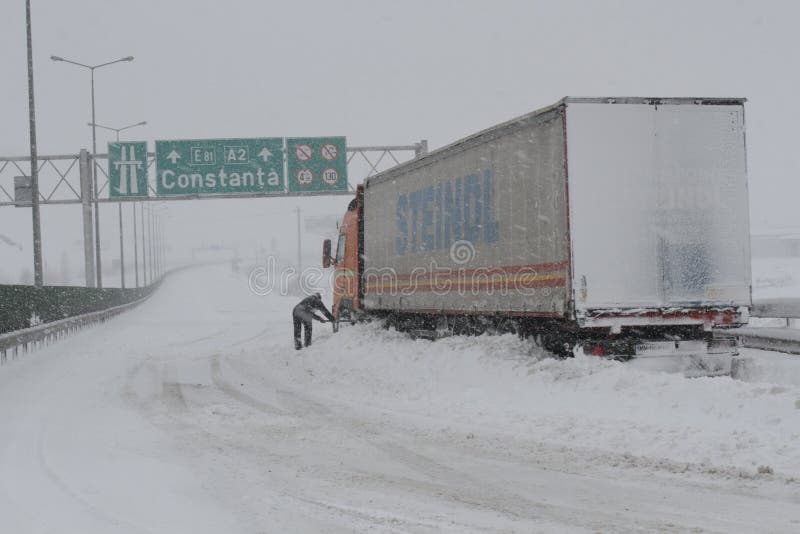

{"left": 562, "top": 96, "right": 746, "bottom": 105}
{"left": 364, "top": 96, "right": 747, "bottom": 187}
{"left": 365, "top": 100, "right": 564, "bottom": 187}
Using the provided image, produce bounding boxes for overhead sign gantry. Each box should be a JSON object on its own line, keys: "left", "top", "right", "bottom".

{"left": 1, "top": 139, "right": 425, "bottom": 287}
{"left": 95, "top": 136, "right": 351, "bottom": 198}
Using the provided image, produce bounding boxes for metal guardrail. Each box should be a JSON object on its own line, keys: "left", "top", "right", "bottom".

{"left": 0, "top": 283, "right": 158, "bottom": 366}
{"left": 724, "top": 327, "right": 800, "bottom": 355}
{"left": 0, "top": 284, "right": 154, "bottom": 334}
{"left": 0, "top": 265, "right": 203, "bottom": 365}
{"left": 715, "top": 298, "right": 800, "bottom": 355}
{"left": 750, "top": 298, "right": 800, "bottom": 323}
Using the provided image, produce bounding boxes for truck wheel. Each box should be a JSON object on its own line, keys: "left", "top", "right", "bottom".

{"left": 542, "top": 335, "right": 574, "bottom": 358}
{"left": 488, "top": 318, "right": 520, "bottom": 337}
{"left": 336, "top": 301, "right": 358, "bottom": 328}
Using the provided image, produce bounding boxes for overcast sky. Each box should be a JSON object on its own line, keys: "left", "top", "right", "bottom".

{"left": 1, "top": 0, "right": 798, "bottom": 283}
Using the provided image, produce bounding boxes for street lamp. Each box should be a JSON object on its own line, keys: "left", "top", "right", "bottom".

{"left": 87, "top": 120, "right": 147, "bottom": 289}
{"left": 143, "top": 202, "right": 168, "bottom": 283}
{"left": 26, "top": 0, "right": 43, "bottom": 287}
{"left": 87, "top": 120, "right": 147, "bottom": 142}
{"left": 51, "top": 54, "right": 134, "bottom": 288}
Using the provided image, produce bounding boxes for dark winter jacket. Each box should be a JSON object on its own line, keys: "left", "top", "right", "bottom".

{"left": 292, "top": 294, "right": 334, "bottom": 323}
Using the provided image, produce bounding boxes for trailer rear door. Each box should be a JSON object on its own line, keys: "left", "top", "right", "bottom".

{"left": 565, "top": 100, "right": 751, "bottom": 314}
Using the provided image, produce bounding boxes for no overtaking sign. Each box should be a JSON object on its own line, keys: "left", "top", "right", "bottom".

{"left": 287, "top": 137, "right": 347, "bottom": 192}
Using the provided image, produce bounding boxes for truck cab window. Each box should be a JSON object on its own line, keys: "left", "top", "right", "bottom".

{"left": 335, "top": 234, "right": 347, "bottom": 264}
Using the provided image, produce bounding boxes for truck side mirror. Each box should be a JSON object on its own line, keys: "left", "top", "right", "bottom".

{"left": 322, "top": 239, "right": 332, "bottom": 268}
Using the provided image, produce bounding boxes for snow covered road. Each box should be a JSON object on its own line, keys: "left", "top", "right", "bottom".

{"left": 1, "top": 265, "right": 799, "bottom": 533}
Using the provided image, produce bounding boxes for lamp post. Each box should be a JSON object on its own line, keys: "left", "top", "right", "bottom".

{"left": 26, "top": 0, "right": 43, "bottom": 287}
{"left": 88, "top": 120, "right": 147, "bottom": 142}
{"left": 144, "top": 203, "right": 167, "bottom": 283}
{"left": 50, "top": 54, "right": 134, "bottom": 288}
{"left": 132, "top": 196, "right": 139, "bottom": 288}
{"left": 87, "top": 121, "right": 147, "bottom": 289}
{"left": 144, "top": 202, "right": 154, "bottom": 285}
{"left": 295, "top": 206, "right": 302, "bottom": 288}
{"left": 141, "top": 202, "right": 147, "bottom": 286}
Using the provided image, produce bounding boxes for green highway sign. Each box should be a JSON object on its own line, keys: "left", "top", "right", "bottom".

{"left": 155, "top": 138, "right": 284, "bottom": 196}
{"left": 108, "top": 142, "right": 148, "bottom": 198}
{"left": 287, "top": 137, "right": 348, "bottom": 192}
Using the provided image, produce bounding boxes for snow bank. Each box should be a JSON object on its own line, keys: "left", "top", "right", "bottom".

{"left": 752, "top": 257, "right": 800, "bottom": 299}
{"left": 262, "top": 323, "right": 800, "bottom": 480}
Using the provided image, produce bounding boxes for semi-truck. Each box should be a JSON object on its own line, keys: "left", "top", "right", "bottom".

{"left": 322, "top": 97, "right": 751, "bottom": 371}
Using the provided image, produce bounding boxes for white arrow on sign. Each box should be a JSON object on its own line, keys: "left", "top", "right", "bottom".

{"left": 166, "top": 150, "right": 181, "bottom": 164}
{"left": 258, "top": 148, "right": 273, "bottom": 162}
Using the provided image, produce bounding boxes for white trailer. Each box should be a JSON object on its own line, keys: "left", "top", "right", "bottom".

{"left": 330, "top": 97, "right": 751, "bottom": 369}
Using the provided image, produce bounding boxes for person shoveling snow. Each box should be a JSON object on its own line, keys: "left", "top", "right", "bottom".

{"left": 292, "top": 292, "right": 334, "bottom": 350}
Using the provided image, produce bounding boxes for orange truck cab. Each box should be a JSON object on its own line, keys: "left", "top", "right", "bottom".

{"left": 322, "top": 186, "right": 363, "bottom": 324}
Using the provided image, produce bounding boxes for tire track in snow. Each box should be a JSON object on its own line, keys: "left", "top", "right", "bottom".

{"left": 210, "top": 354, "right": 288, "bottom": 416}
{"left": 216, "top": 353, "right": 692, "bottom": 532}
{"left": 36, "top": 433, "right": 160, "bottom": 534}
{"left": 122, "top": 355, "right": 190, "bottom": 416}
{"left": 167, "top": 328, "right": 229, "bottom": 349}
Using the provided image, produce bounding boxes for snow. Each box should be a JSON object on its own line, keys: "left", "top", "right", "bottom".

{"left": 752, "top": 257, "right": 800, "bottom": 299}
{"left": 301, "top": 326, "right": 800, "bottom": 477}
{"left": 2, "top": 264, "right": 800, "bottom": 532}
